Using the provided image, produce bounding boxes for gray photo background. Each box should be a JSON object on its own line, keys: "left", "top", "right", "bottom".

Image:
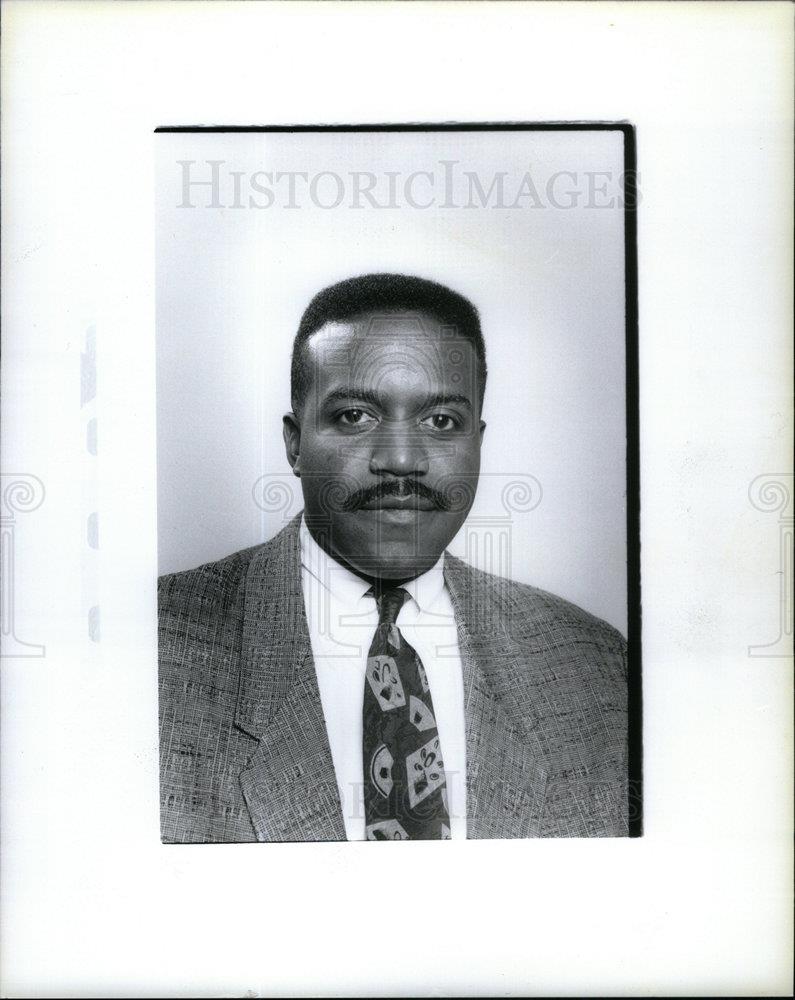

{"left": 156, "top": 129, "right": 628, "bottom": 633}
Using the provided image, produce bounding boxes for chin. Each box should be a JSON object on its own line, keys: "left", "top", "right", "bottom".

{"left": 323, "top": 510, "right": 463, "bottom": 581}
{"left": 349, "top": 542, "right": 443, "bottom": 582}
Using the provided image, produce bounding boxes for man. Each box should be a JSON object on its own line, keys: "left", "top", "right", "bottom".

{"left": 159, "top": 272, "right": 628, "bottom": 842}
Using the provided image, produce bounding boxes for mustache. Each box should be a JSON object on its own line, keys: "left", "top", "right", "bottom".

{"left": 340, "top": 478, "right": 452, "bottom": 513}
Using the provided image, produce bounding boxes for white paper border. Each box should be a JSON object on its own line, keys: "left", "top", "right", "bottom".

{"left": 2, "top": 2, "right": 792, "bottom": 996}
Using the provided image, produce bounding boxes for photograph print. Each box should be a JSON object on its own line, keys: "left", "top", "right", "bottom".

{"left": 156, "top": 124, "right": 639, "bottom": 843}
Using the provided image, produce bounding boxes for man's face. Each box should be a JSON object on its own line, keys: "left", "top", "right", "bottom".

{"left": 283, "top": 310, "right": 486, "bottom": 581}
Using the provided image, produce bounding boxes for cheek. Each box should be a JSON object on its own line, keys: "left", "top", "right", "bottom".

{"left": 300, "top": 431, "right": 341, "bottom": 468}
{"left": 304, "top": 428, "right": 377, "bottom": 479}
{"left": 433, "top": 441, "right": 481, "bottom": 511}
{"left": 299, "top": 435, "right": 364, "bottom": 505}
{"left": 439, "top": 437, "right": 481, "bottom": 473}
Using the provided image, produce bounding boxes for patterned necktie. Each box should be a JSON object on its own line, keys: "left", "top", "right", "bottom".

{"left": 363, "top": 586, "right": 451, "bottom": 840}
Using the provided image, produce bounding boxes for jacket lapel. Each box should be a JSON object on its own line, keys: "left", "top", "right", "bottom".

{"left": 234, "top": 514, "right": 346, "bottom": 842}
{"left": 445, "top": 553, "right": 548, "bottom": 838}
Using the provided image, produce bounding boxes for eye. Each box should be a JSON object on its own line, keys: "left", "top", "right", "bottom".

{"left": 421, "top": 413, "right": 458, "bottom": 431}
{"left": 337, "top": 408, "right": 376, "bottom": 428}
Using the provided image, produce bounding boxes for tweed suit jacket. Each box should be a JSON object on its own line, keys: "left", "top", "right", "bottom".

{"left": 159, "top": 512, "right": 628, "bottom": 842}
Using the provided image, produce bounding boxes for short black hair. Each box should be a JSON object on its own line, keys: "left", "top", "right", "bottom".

{"left": 290, "top": 272, "right": 487, "bottom": 414}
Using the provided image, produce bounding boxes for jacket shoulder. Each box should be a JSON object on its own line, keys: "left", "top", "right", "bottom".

{"left": 446, "top": 553, "right": 629, "bottom": 834}
{"left": 445, "top": 551, "right": 627, "bottom": 659}
{"left": 158, "top": 544, "right": 267, "bottom": 845}
{"left": 158, "top": 542, "right": 264, "bottom": 611}
{"left": 157, "top": 541, "right": 270, "bottom": 700}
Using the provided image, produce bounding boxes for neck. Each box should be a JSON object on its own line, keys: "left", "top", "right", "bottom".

{"left": 303, "top": 519, "right": 422, "bottom": 590}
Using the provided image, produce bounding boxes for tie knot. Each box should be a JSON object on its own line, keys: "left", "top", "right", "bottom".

{"left": 371, "top": 586, "right": 410, "bottom": 626}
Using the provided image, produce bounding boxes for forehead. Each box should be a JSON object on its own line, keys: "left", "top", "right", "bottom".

{"left": 304, "top": 311, "right": 478, "bottom": 395}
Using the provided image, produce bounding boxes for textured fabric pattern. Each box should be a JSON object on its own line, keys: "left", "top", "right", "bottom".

{"left": 159, "top": 512, "right": 629, "bottom": 842}
{"left": 363, "top": 588, "right": 451, "bottom": 841}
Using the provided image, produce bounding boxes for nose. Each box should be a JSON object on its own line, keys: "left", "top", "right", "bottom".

{"left": 368, "top": 423, "right": 430, "bottom": 478}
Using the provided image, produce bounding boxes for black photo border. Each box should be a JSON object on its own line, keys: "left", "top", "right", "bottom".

{"left": 155, "top": 121, "right": 643, "bottom": 837}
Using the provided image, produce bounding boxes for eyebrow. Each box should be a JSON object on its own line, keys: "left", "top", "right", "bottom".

{"left": 321, "top": 387, "right": 473, "bottom": 410}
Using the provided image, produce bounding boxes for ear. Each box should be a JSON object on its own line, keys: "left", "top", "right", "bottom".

{"left": 282, "top": 412, "right": 302, "bottom": 476}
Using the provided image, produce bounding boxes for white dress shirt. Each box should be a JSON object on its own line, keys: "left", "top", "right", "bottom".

{"left": 299, "top": 516, "right": 467, "bottom": 840}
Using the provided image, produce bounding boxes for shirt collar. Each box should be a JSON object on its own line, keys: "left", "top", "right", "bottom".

{"left": 299, "top": 514, "right": 446, "bottom": 615}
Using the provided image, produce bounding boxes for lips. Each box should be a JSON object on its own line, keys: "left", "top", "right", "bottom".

{"left": 359, "top": 496, "right": 437, "bottom": 512}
